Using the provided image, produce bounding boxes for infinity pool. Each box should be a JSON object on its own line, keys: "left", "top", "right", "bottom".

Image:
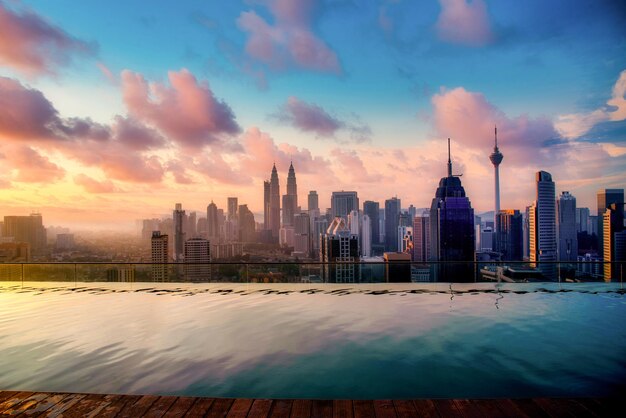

{"left": 1, "top": 282, "right": 625, "bottom": 399}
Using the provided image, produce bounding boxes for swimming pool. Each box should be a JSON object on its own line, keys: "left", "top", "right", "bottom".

{"left": 1, "top": 282, "right": 625, "bottom": 399}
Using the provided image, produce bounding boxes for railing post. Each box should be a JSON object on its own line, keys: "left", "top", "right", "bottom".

{"left": 21, "top": 263, "right": 24, "bottom": 287}
{"left": 74, "top": 263, "right": 77, "bottom": 288}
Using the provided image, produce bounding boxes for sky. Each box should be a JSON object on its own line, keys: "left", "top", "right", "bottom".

{"left": 0, "top": 0, "right": 625, "bottom": 230}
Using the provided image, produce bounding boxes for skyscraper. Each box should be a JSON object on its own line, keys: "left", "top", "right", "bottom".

{"left": 227, "top": 197, "right": 238, "bottom": 221}
{"left": 602, "top": 203, "right": 626, "bottom": 281}
{"left": 282, "top": 162, "right": 298, "bottom": 227}
{"left": 207, "top": 201, "right": 218, "bottom": 240}
{"left": 363, "top": 201, "right": 380, "bottom": 248}
{"left": 331, "top": 191, "right": 359, "bottom": 221}
{"left": 361, "top": 214, "right": 372, "bottom": 257}
{"left": 384, "top": 197, "right": 401, "bottom": 251}
{"left": 151, "top": 231, "right": 169, "bottom": 282}
{"left": 529, "top": 171, "right": 557, "bottom": 280}
{"left": 293, "top": 212, "right": 311, "bottom": 258}
{"left": 308, "top": 191, "right": 319, "bottom": 211}
{"left": 320, "top": 217, "right": 359, "bottom": 283}
{"left": 576, "top": 207, "right": 590, "bottom": 233}
{"left": 238, "top": 204, "right": 256, "bottom": 242}
{"left": 184, "top": 237, "right": 211, "bottom": 281}
{"left": 413, "top": 213, "right": 430, "bottom": 263}
{"left": 557, "top": 191, "right": 578, "bottom": 262}
{"left": 429, "top": 139, "right": 475, "bottom": 282}
{"left": 489, "top": 126, "right": 504, "bottom": 228}
{"left": 263, "top": 181, "right": 270, "bottom": 230}
{"left": 173, "top": 203, "right": 186, "bottom": 262}
{"left": 495, "top": 209, "right": 523, "bottom": 261}
{"left": 2, "top": 214, "right": 47, "bottom": 254}
{"left": 269, "top": 164, "right": 281, "bottom": 240}
{"left": 597, "top": 189, "right": 624, "bottom": 259}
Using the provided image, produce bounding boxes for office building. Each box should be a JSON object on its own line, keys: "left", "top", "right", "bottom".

{"left": 320, "top": 217, "right": 359, "bottom": 282}
{"left": 151, "top": 231, "right": 169, "bottom": 282}
{"left": 529, "top": 171, "right": 557, "bottom": 280}
{"left": 56, "top": 233, "right": 75, "bottom": 251}
{"left": 363, "top": 201, "right": 380, "bottom": 248}
{"left": 331, "top": 191, "right": 359, "bottom": 221}
{"left": 557, "top": 191, "right": 578, "bottom": 262}
{"left": 282, "top": 162, "right": 298, "bottom": 227}
{"left": 227, "top": 197, "right": 238, "bottom": 221}
{"left": 413, "top": 214, "right": 430, "bottom": 263}
{"left": 293, "top": 212, "right": 311, "bottom": 258}
{"left": 495, "top": 210, "right": 523, "bottom": 261}
{"left": 269, "top": 164, "right": 281, "bottom": 240}
{"left": 173, "top": 203, "right": 186, "bottom": 262}
{"left": 384, "top": 252, "right": 412, "bottom": 282}
{"left": 361, "top": 214, "right": 372, "bottom": 257}
{"left": 429, "top": 139, "right": 475, "bottom": 282}
{"left": 2, "top": 214, "right": 47, "bottom": 254}
{"left": 576, "top": 207, "right": 590, "bottom": 233}
{"left": 398, "top": 226, "right": 413, "bottom": 254}
{"left": 207, "top": 201, "right": 219, "bottom": 240}
{"left": 597, "top": 189, "right": 624, "bottom": 259}
{"left": 184, "top": 237, "right": 211, "bottom": 281}
{"left": 385, "top": 197, "right": 401, "bottom": 252}
{"left": 238, "top": 204, "right": 256, "bottom": 242}
{"left": 263, "top": 181, "right": 271, "bottom": 230}
{"left": 308, "top": 191, "right": 319, "bottom": 211}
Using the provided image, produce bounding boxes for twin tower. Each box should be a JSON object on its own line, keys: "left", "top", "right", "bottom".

{"left": 264, "top": 162, "right": 297, "bottom": 240}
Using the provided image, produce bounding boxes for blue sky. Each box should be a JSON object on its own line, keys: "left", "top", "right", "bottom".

{"left": 0, "top": 0, "right": 625, "bottom": 228}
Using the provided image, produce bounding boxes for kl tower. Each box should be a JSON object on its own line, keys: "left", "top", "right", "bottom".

{"left": 489, "top": 126, "right": 503, "bottom": 228}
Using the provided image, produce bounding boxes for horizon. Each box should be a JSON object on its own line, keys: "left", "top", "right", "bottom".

{"left": 1, "top": 0, "right": 625, "bottom": 231}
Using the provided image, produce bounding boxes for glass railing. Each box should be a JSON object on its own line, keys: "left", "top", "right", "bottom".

{"left": 0, "top": 261, "right": 623, "bottom": 284}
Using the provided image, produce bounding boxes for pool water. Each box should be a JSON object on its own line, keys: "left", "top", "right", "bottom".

{"left": 1, "top": 282, "right": 625, "bottom": 399}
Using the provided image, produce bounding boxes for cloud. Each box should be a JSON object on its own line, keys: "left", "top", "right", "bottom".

{"left": 555, "top": 70, "right": 626, "bottom": 139}
{"left": 435, "top": 0, "right": 494, "bottom": 46}
{"left": 121, "top": 69, "right": 241, "bottom": 148}
{"left": 431, "top": 86, "right": 560, "bottom": 166}
{"left": 0, "top": 2, "right": 95, "bottom": 76}
{"left": 331, "top": 148, "right": 380, "bottom": 183}
{"left": 74, "top": 174, "right": 117, "bottom": 193}
{"left": 112, "top": 116, "right": 165, "bottom": 151}
{"left": 10, "top": 146, "right": 65, "bottom": 182}
{"left": 273, "top": 96, "right": 371, "bottom": 142}
{"left": 237, "top": 0, "right": 341, "bottom": 73}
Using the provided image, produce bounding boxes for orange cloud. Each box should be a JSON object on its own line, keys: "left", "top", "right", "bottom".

{"left": 74, "top": 174, "right": 117, "bottom": 193}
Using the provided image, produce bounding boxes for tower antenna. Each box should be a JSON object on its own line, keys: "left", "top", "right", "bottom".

{"left": 447, "top": 138, "right": 452, "bottom": 177}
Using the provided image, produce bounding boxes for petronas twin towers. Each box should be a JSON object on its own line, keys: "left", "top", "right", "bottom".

{"left": 265, "top": 162, "right": 298, "bottom": 241}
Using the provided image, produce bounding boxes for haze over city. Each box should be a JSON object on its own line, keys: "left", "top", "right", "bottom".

{"left": 0, "top": 0, "right": 625, "bottom": 231}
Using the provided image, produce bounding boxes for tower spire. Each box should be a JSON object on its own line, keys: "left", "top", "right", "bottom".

{"left": 494, "top": 125, "right": 499, "bottom": 150}
{"left": 447, "top": 138, "right": 452, "bottom": 177}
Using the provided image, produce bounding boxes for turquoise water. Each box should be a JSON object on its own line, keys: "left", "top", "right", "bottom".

{"left": 0, "top": 282, "right": 625, "bottom": 399}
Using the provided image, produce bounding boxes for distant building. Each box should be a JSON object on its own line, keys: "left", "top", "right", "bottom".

{"left": 107, "top": 267, "right": 135, "bottom": 282}
{"left": 489, "top": 126, "right": 504, "bottom": 228}
{"left": 398, "top": 226, "right": 413, "bottom": 254}
{"left": 331, "top": 191, "right": 359, "bottom": 222}
{"left": 557, "top": 191, "right": 578, "bottom": 262}
{"left": 320, "top": 217, "right": 359, "bottom": 283}
{"left": 263, "top": 181, "right": 271, "bottom": 231}
{"left": 269, "top": 164, "right": 281, "bottom": 241}
{"left": 413, "top": 214, "right": 430, "bottom": 263}
{"left": 576, "top": 207, "right": 590, "bottom": 233}
{"left": 0, "top": 242, "right": 30, "bottom": 262}
{"left": 361, "top": 214, "right": 372, "bottom": 257}
{"left": 495, "top": 210, "right": 523, "bottom": 261}
{"left": 211, "top": 242, "right": 243, "bottom": 260}
{"left": 280, "top": 226, "right": 295, "bottom": 247}
{"left": 184, "top": 237, "right": 211, "bottom": 281}
{"left": 529, "top": 171, "right": 557, "bottom": 280}
{"left": 384, "top": 252, "right": 412, "bottom": 282}
{"left": 312, "top": 216, "right": 329, "bottom": 255}
{"left": 429, "top": 139, "right": 475, "bottom": 282}
{"left": 384, "top": 197, "right": 401, "bottom": 252}
{"left": 173, "top": 203, "right": 185, "bottom": 262}
{"left": 363, "top": 201, "right": 380, "bottom": 248}
{"left": 603, "top": 204, "right": 626, "bottom": 281}
{"left": 151, "top": 231, "right": 169, "bottom": 282}
{"left": 293, "top": 212, "right": 311, "bottom": 258}
{"left": 308, "top": 190, "right": 319, "bottom": 211}
{"left": 207, "top": 201, "right": 219, "bottom": 240}
{"left": 56, "top": 233, "right": 75, "bottom": 251}
{"left": 238, "top": 204, "right": 256, "bottom": 242}
{"left": 2, "top": 214, "right": 46, "bottom": 254}
{"left": 227, "top": 197, "right": 238, "bottom": 221}
{"left": 597, "top": 189, "right": 624, "bottom": 259}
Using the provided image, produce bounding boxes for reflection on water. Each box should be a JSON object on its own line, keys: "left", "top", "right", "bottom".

{"left": 0, "top": 282, "right": 625, "bottom": 399}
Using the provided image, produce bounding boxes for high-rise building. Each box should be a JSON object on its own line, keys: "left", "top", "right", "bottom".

{"left": 173, "top": 203, "right": 186, "bottom": 262}
{"left": 363, "top": 201, "right": 380, "bottom": 247}
{"left": 184, "top": 237, "right": 211, "bottom": 281}
{"left": 207, "top": 201, "right": 219, "bottom": 240}
{"left": 269, "top": 164, "right": 281, "bottom": 240}
{"left": 151, "top": 231, "right": 169, "bottom": 282}
{"left": 56, "top": 234, "right": 75, "bottom": 251}
{"left": 348, "top": 210, "right": 360, "bottom": 237}
{"left": 312, "top": 216, "right": 329, "bottom": 255}
{"left": 523, "top": 206, "right": 531, "bottom": 260}
{"left": 331, "top": 191, "right": 359, "bottom": 221}
{"left": 429, "top": 139, "right": 475, "bottom": 282}
{"left": 557, "top": 191, "right": 578, "bottom": 262}
{"left": 602, "top": 203, "right": 626, "bottom": 281}
{"left": 495, "top": 210, "right": 523, "bottom": 261}
{"left": 187, "top": 211, "right": 197, "bottom": 237}
{"left": 361, "top": 214, "right": 372, "bottom": 257}
{"left": 282, "top": 162, "right": 298, "bottom": 227}
{"left": 263, "top": 181, "right": 271, "bottom": 231}
{"left": 293, "top": 212, "right": 311, "bottom": 258}
{"left": 529, "top": 171, "right": 557, "bottom": 280}
{"left": 489, "top": 126, "right": 504, "bottom": 228}
{"left": 576, "top": 207, "right": 590, "bottom": 233}
{"left": 238, "top": 204, "right": 256, "bottom": 242}
{"left": 399, "top": 226, "right": 413, "bottom": 254}
{"left": 2, "top": 214, "right": 47, "bottom": 254}
{"left": 597, "top": 189, "right": 624, "bottom": 260}
{"left": 384, "top": 197, "right": 401, "bottom": 251}
{"left": 227, "top": 197, "right": 238, "bottom": 221}
{"left": 320, "top": 217, "right": 359, "bottom": 282}
{"left": 308, "top": 191, "right": 319, "bottom": 211}
{"left": 413, "top": 214, "right": 430, "bottom": 262}
{"left": 408, "top": 205, "right": 417, "bottom": 220}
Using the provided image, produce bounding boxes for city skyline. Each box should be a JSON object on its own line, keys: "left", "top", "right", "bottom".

{"left": 0, "top": 0, "right": 625, "bottom": 230}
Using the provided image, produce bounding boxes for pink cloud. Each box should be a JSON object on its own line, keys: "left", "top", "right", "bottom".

{"left": 435, "top": 0, "right": 494, "bottom": 46}
{"left": 10, "top": 146, "right": 65, "bottom": 182}
{"left": 331, "top": 148, "right": 381, "bottom": 183}
{"left": 0, "top": 3, "right": 94, "bottom": 76}
{"left": 237, "top": 0, "right": 341, "bottom": 73}
{"left": 112, "top": 116, "right": 165, "bottom": 151}
{"left": 431, "top": 86, "right": 559, "bottom": 166}
{"left": 74, "top": 174, "right": 117, "bottom": 193}
{"left": 121, "top": 69, "right": 241, "bottom": 148}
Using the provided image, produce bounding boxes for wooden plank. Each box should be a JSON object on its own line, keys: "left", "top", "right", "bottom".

{"left": 572, "top": 398, "right": 608, "bottom": 418}
{"left": 3, "top": 392, "right": 56, "bottom": 416}
{"left": 533, "top": 398, "right": 577, "bottom": 418}
{"left": 183, "top": 397, "right": 215, "bottom": 418}
{"left": 270, "top": 399, "right": 293, "bottom": 418}
{"left": 471, "top": 399, "right": 509, "bottom": 418}
{"left": 291, "top": 399, "right": 312, "bottom": 418}
{"left": 39, "top": 393, "right": 87, "bottom": 418}
{"left": 412, "top": 400, "right": 439, "bottom": 418}
{"left": 494, "top": 399, "right": 532, "bottom": 418}
{"left": 54, "top": 394, "right": 112, "bottom": 418}
{"left": 311, "top": 400, "right": 332, "bottom": 418}
{"left": 0, "top": 391, "right": 19, "bottom": 404}
{"left": 226, "top": 398, "right": 253, "bottom": 418}
{"left": 432, "top": 399, "right": 461, "bottom": 418}
{"left": 206, "top": 397, "right": 235, "bottom": 418}
{"left": 163, "top": 396, "right": 197, "bottom": 417}
{"left": 353, "top": 400, "right": 375, "bottom": 418}
{"left": 116, "top": 395, "right": 159, "bottom": 418}
{"left": 247, "top": 399, "right": 273, "bottom": 418}
{"left": 0, "top": 392, "right": 34, "bottom": 414}
{"left": 373, "top": 400, "right": 396, "bottom": 418}
{"left": 19, "top": 393, "right": 69, "bottom": 416}
{"left": 93, "top": 394, "right": 142, "bottom": 418}
{"left": 333, "top": 400, "right": 353, "bottom": 418}
{"left": 143, "top": 396, "right": 178, "bottom": 418}
{"left": 507, "top": 399, "right": 551, "bottom": 418}
{"left": 540, "top": 398, "right": 595, "bottom": 418}
{"left": 392, "top": 400, "right": 416, "bottom": 418}
{"left": 452, "top": 399, "right": 483, "bottom": 418}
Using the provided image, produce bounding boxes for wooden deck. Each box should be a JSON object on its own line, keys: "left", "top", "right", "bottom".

{"left": 0, "top": 391, "right": 617, "bottom": 417}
